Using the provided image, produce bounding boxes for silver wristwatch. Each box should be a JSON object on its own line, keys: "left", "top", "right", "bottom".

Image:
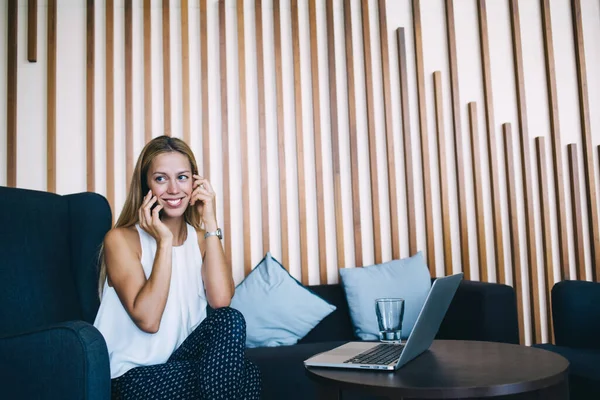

{"left": 204, "top": 228, "right": 223, "bottom": 240}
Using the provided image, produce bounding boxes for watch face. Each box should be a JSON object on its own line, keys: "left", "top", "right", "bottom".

{"left": 216, "top": 228, "right": 223, "bottom": 239}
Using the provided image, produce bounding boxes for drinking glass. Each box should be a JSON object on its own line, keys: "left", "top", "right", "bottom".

{"left": 375, "top": 298, "right": 405, "bottom": 343}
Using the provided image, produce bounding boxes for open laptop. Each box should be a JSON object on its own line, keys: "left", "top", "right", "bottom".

{"left": 304, "top": 273, "right": 463, "bottom": 371}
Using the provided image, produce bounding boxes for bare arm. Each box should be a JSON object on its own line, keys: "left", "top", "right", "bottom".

{"left": 105, "top": 228, "right": 173, "bottom": 333}
{"left": 191, "top": 175, "right": 234, "bottom": 308}
{"left": 199, "top": 223, "right": 234, "bottom": 308}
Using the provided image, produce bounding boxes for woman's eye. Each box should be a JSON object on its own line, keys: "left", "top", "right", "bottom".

{"left": 178, "top": 175, "right": 189, "bottom": 181}
{"left": 155, "top": 176, "right": 166, "bottom": 183}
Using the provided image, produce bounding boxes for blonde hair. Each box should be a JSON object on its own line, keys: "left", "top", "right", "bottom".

{"left": 98, "top": 135, "right": 202, "bottom": 297}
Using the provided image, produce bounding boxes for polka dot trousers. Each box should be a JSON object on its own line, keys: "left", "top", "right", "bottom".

{"left": 111, "top": 307, "right": 262, "bottom": 400}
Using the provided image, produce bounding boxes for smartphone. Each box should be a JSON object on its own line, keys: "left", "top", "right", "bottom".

{"left": 141, "top": 182, "right": 163, "bottom": 217}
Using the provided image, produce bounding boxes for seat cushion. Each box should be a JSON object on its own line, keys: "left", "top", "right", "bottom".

{"left": 534, "top": 344, "right": 600, "bottom": 399}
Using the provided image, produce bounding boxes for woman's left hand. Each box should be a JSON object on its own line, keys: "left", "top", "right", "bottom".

{"left": 190, "top": 175, "right": 218, "bottom": 230}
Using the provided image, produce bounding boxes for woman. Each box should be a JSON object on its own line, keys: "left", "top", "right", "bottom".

{"left": 94, "top": 135, "right": 261, "bottom": 399}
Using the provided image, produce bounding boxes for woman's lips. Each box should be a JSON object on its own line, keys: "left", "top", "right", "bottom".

{"left": 164, "top": 198, "right": 183, "bottom": 208}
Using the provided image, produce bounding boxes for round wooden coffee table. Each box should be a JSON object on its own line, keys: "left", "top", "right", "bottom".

{"left": 306, "top": 340, "right": 570, "bottom": 399}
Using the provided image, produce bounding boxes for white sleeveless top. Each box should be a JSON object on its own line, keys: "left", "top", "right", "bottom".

{"left": 94, "top": 224, "right": 207, "bottom": 379}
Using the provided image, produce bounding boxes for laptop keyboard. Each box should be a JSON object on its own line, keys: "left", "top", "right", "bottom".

{"left": 344, "top": 343, "right": 405, "bottom": 365}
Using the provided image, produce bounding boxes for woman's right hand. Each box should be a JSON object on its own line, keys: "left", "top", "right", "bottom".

{"left": 139, "top": 190, "right": 173, "bottom": 244}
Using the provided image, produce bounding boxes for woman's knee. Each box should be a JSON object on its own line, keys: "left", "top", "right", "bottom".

{"left": 210, "top": 307, "right": 246, "bottom": 333}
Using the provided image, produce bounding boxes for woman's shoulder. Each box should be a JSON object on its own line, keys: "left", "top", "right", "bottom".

{"left": 104, "top": 226, "right": 141, "bottom": 251}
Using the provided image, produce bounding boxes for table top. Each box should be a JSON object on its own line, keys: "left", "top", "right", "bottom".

{"left": 306, "top": 340, "right": 569, "bottom": 399}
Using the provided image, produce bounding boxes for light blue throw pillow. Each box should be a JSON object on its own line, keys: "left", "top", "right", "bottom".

{"left": 339, "top": 251, "right": 431, "bottom": 341}
{"left": 230, "top": 252, "right": 336, "bottom": 348}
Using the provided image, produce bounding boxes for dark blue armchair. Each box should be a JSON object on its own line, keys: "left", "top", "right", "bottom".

{"left": 0, "top": 186, "right": 112, "bottom": 400}
{"left": 535, "top": 280, "right": 600, "bottom": 400}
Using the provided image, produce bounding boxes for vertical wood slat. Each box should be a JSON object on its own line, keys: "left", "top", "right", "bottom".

{"left": 27, "top": 0, "right": 37, "bottom": 62}
{"left": 397, "top": 28, "right": 417, "bottom": 256}
{"left": 273, "top": 0, "right": 290, "bottom": 269}
{"left": 468, "top": 103, "right": 488, "bottom": 282}
{"left": 540, "top": 0, "right": 569, "bottom": 281}
{"left": 7, "top": 0, "right": 17, "bottom": 188}
{"left": 255, "top": 0, "right": 270, "bottom": 256}
{"left": 308, "top": 0, "right": 327, "bottom": 283}
{"left": 343, "top": 0, "right": 363, "bottom": 268}
{"left": 106, "top": 0, "right": 115, "bottom": 219}
{"left": 200, "top": 0, "right": 209, "bottom": 176}
{"left": 163, "top": 0, "right": 171, "bottom": 136}
{"left": 181, "top": 0, "right": 191, "bottom": 144}
{"left": 378, "top": 0, "right": 399, "bottom": 260}
{"left": 434, "top": 72, "right": 453, "bottom": 276}
{"left": 509, "top": 0, "right": 541, "bottom": 343}
{"left": 219, "top": 0, "right": 232, "bottom": 271}
{"left": 237, "top": 1, "right": 252, "bottom": 276}
{"left": 571, "top": 0, "right": 600, "bottom": 280}
{"left": 47, "top": 0, "right": 57, "bottom": 193}
{"left": 86, "top": 0, "right": 95, "bottom": 192}
{"left": 535, "top": 137, "right": 555, "bottom": 343}
{"left": 503, "top": 123, "right": 526, "bottom": 344}
{"left": 445, "top": 0, "right": 470, "bottom": 278}
{"left": 477, "top": 0, "right": 505, "bottom": 285}
{"left": 567, "top": 144, "right": 587, "bottom": 281}
{"left": 326, "top": 0, "right": 345, "bottom": 269}
{"left": 125, "top": 0, "right": 133, "bottom": 189}
{"left": 291, "top": 0, "right": 308, "bottom": 284}
{"left": 412, "top": 0, "right": 435, "bottom": 273}
{"left": 143, "top": 0, "right": 152, "bottom": 143}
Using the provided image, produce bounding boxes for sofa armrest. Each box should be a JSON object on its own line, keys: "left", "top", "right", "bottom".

{"left": 552, "top": 280, "right": 600, "bottom": 350}
{"left": 436, "top": 280, "right": 519, "bottom": 344}
{"left": 0, "top": 320, "right": 110, "bottom": 400}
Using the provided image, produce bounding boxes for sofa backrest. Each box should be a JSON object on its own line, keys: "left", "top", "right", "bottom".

{"left": 0, "top": 187, "right": 111, "bottom": 336}
{"left": 298, "top": 284, "right": 356, "bottom": 343}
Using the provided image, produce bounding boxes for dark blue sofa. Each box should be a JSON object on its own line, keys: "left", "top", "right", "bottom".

{"left": 0, "top": 186, "right": 112, "bottom": 400}
{"left": 0, "top": 186, "right": 520, "bottom": 400}
{"left": 535, "top": 280, "right": 600, "bottom": 400}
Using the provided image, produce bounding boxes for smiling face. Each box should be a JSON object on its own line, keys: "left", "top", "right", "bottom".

{"left": 146, "top": 151, "right": 193, "bottom": 219}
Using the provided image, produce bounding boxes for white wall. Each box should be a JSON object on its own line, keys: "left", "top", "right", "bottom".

{"left": 2, "top": 0, "right": 600, "bottom": 345}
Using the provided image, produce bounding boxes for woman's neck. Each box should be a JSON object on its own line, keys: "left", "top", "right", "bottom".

{"left": 162, "top": 217, "right": 187, "bottom": 246}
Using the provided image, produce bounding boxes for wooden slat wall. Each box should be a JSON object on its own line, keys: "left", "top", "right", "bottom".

{"left": 86, "top": 0, "right": 95, "bottom": 193}
{"left": 219, "top": 0, "right": 232, "bottom": 271}
{"left": 144, "top": 0, "right": 152, "bottom": 143}
{"left": 535, "top": 137, "right": 555, "bottom": 342}
{"left": 503, "top": 123, "right": 525, "bottom": 344}
{"left": 509, "top": 0, "right": 541, "bottom": 343}
{"left": 445, "top": 0, "right": 469, "bottom": 279}
{"left": 412, "top": 0, "right": 435, "bottom": 274}
{"left": 8, "top": 0, "right": 600, "bottom": 346}
{"left": 469, "top": 102, "right": 488, "bottom": 282}
{"left": 308, "top": 0, "right": 327, "bottom": 283}
{"left": 27, "top": 0, "right": 37, "bottom": 63}
{"left": 273, "top": 0, "right": 290, "bottom": 270}
{"left": 255, "top": 0, "right": 270, "bottom": 256}
{"left": 199, "top": 0, "right": 209, "bottom": 176}
{"left": 326, "top": 0, "right": 345, "bottom": 269}
{"left": 360, "top": 0, "right": 382, "bottom": 265}
{"left": 291, "top": 0, "right": 308, "bottom": 284}
{"left": 106, "top": 0, "right": 115, "bottom": 219}
{"left": 396, "top": 28, "right": 418, "bottom": 256}
{"left": 7, "top": 0, "right": 17, "bottom": 188}
{"left": 47, "top": 0, "right": 57, "bottom": 193}
{"left": 162, "top": 0, "right": 171, "bottom": 136}
{"left": 236, "top": 1, "right": 252, "bottom": 276}
{"left": 125, "top": 0, "right": 133, "bottom": 189}
{"left": 477, "top": 0, "right": 505, "bottom": 285}
{"left": 378, "top": 0, "right": 399, "bottom": 261}
{"left": 571, "top": 0, "right": 600, "bottom": 280}
{"left": 343, "top": 0, "right": 363, "bottom": 268}
{"left": 567, "top": 144, "right": 586, "bottom": 281}
{"left": 540, "top": 0, "right": 569, "bottom": 281}
{"left": 181, "top": 0, "right": 191, "bottom": 144}
{"left": 433, "top": 71, "right": 452, "bottom": 277}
